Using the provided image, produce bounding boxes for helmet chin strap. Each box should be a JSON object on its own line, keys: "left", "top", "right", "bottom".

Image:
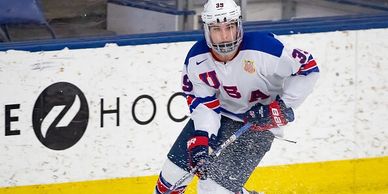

{"left": 211, "top": 44, "right": 240, "bottom": 62}
{"left": 212, "top": 38, "right": 240, "bottom": 55}
{"left": 212, "top": 40, "right": 238, "bottom": 54}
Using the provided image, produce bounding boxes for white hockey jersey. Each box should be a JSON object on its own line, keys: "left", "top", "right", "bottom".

{"left": 181, "top": 31, "right": 319, "bottom": 136}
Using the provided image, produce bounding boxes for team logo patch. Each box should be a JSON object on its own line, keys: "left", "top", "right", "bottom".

{"left": 243, "top": 60, "right": 256, "bottom": 74}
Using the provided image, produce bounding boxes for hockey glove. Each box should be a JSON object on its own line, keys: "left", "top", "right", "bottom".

{"left": 187, "top": 130, "right": 210, "bottom": 180}
{"left": 244, "top": 96, "right": 294, "bottom": 131}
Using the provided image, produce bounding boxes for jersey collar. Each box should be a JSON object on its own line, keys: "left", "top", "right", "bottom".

{"left": 210, "top": 46, "right": 241, "bottom": 63}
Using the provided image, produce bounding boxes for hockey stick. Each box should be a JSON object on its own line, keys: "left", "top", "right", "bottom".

{"left": 274, "top": 136, "right": 297, "bottom": 144}
{"left": 164, "top": 122, "right": 253, "bottom": 194}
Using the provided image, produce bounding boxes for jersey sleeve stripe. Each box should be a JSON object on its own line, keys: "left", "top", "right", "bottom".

{"left": 187, "top": 95, "right": 194, "bottom": 106}
{"left": 294, "top": 58, "right": 319, "bottom": 76}
{"left": 204, "top": 99, "right": 220, "bottom": 109}
{"left": 303, "top": 60, "right": 317, "bottom": 70}
{"left": 186, "top": 95, "right": 221, "bottom": 114}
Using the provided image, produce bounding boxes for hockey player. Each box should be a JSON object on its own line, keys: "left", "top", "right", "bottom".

{"left": 154, "top": 0, "right": 319, "bottom": 193}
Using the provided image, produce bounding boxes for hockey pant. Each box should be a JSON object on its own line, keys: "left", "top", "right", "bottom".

{"left": 154, "top": 116, "right": 275, "bottom": 193}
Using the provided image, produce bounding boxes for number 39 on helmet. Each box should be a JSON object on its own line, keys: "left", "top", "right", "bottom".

{"left": 201, "top": 0, "right": 243, "bottom": 55}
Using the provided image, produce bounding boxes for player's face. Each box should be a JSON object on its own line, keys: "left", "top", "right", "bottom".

{"left": 208, "top": 21, "right": 238, "bottom": 45}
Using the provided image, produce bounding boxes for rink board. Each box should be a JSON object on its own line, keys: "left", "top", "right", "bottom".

{"left": 1, "top": 20, "right": 388, "bottom": 194}
{"left": 1, "top": 156, "right": 387, "bottom": 194}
